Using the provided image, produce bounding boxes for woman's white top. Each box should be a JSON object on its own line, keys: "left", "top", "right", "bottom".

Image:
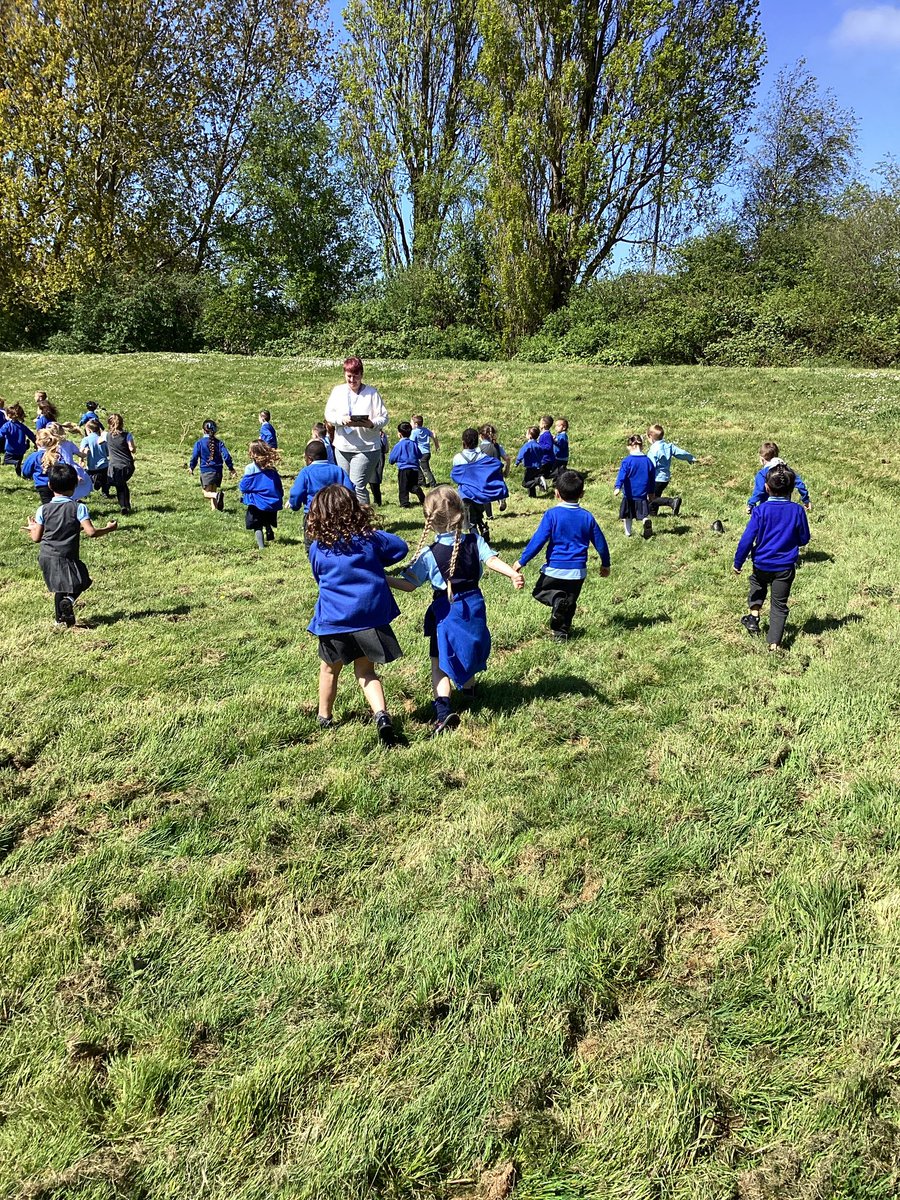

{"left": 324, "top": 383, "right": 389, "bottom": 453}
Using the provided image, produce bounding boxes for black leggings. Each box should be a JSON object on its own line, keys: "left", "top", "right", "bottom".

{"left": 748, "top": 566, "right": 795, "bottom": 645}
{"left": 109, "top": 465, "right": 133, "bottom": 512}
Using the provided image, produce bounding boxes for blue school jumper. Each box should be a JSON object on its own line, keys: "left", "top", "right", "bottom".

{"left": 403, "top": 532, "right": 496, "bottom": 687}
{"left": 289, "top": 462, "right": 354, "bottom": 512}
{"left": 410, "top": 427, "right": 435, "bottom": 455}
{"left": 615, "top": 453, "right": 656, "bottom": 498}
{"left": 388, "top": 438, "right": 421, "bottom": 470}
{"left": 22, "top": 450, "right": 50, "bottom": 490}
{"left": 519, "top": 503, "right": 610, "bottom": 578}
{"left": 307, "top": 531, "right": 408, "bottom": 635}
{"left": 748, "top": 460, "right": 810, "bottom": 508}
{"left": 537, "top": 430, "right": 556, "bottom": 468}
{"left": 239, "top": 464, "right": 284, "bottom": 511}
{"left": 0, "top": 419, "right": 35, "bottom": 459}
{"left": 189, "top": 436, "right": 234, "bottom": 472}
{"left": 450, "top": 454, "right": 509, "bottom": 501}
{"left": 734, "top": 499, "right": 810, "bottom": 572}
{"left": 515, "top": 440, "right": 543, "bottom": 469}
{"left": 259, "top": 421, "right": 278, "bottom": 449}
{"left": 78, "top": 410, "right": 103, "bottom": 429}
{"left": 554, "top": 431, "right": 569, "bottom": 464}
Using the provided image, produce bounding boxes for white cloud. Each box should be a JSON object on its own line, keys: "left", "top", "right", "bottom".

{"left": 833, "top": 5, "right": 900, "bottom": 49}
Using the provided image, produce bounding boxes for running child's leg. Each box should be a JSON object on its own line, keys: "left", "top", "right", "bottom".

{"left": 353, "top": 656, "right": 387, "bottom": 715}
{"left": 254, "top": 529, "right": 265, "bottom": 550}
{"left": 623, "top": 519, "right": 633, "bottom": 536}
{"left": 766, "top": 567, "right": 795, "bottom": 647}
{"left": 430, "top": 657, "right": 460, "bottom": 733}
{"left": 318, "top": 660, "right": 342, "bottom": 719}
{"left": 742, "top": 570, "right": 767, "bottom": 637}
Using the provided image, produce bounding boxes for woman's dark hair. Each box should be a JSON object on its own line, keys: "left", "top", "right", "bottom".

{"left": 766, "top": 464, "right": 795, "bottom": 497}
{"left": 556, "top": 470, "right": 585, "bottom": 502}
{"left": 37, "top": 399, "right": 58, "bottom": 420}
{"left": 461, "top": 427, "right": 479, "bottom": 449}
{"left": 307, "top": 484, "right": 377, "bottom": 548}
{"left": 49, "top": 464, "right": 78, "bottom": 495}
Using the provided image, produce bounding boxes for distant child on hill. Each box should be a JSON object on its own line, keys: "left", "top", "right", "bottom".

{"left": 450, "top": 427, "right": 508, "bottom": 538}
{"left": 80, "top": 419, "right": 109, "bottom": 497}
{"left": 389, "top": 486, "right": 523, "bottom": 734}
{"left": 189, "top": 420, "right": 236, "bottom": 511}
{"left": 734, "top": 463, "right": 810, "bottom": 651}
{"left": 21, "top": 431, "right": 54, "bottom": 504}
{"left": 311, "top": 422, "right": 336, "bottom": 464}
{"left": 479, "top": 424, "right": 510, "bottom": 516}
{"left": 77, "top": 400, "right": 103, "bottom": 430}
{"left": 0, "top": 404, "right": 36, "bottom": 475}
{"left": 514, "top": 470, "right": 610, "bottom": 642}
{"left": 748, "top": 442, "right": 811, "bottom": 512}
{"left": 35, "top": 394, "right": 59, "bottom": 431}
{"left": 25, "top": 463, "right": 117, "bottom": 627}
{"left": 646, "top": 424, "right": 695, "bottom": 516}
{"left": 614, "top": 434, "right": 656, "bottom": 538}
{"left": 410, "top": 415, "right": 439, "bottom": 488}
{"left": 554, "top": 419, "right": 570, "bottom": 469}
{"left": 105, "top": 413, "right": 136, "bottom": 515}
{"left": 537, "top": 415, "right": 557, "bottom": 482}
{"left": 306, "top": 484, "right": 408, "bottom": 745}
{"left": 289, "top": 440, "right": 353, "bottom": 544}
{"left": 239, "top": 440, "right": 284, "bottom": 549}
{"left": 388, "top": 422, "right": 425, "bottom": 508}
{"left": 516, "top": 425, "right": 546, "bottom": 498}
{"left": 259, "top": 410, "right": 278, "bottom": 449}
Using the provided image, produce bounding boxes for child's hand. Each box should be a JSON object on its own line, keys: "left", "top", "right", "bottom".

{"left": 733, "top": 566, "right": 742, "bottom": 576}
{"left": 614, "top": 488, "right": 620, "bottom": 497}
{"left": 512, "top": 561, "right": 522, "bottom": 572}
{"left": 599, "top": 566, "right": 610, "bottom": 577}
{"left": 511, "top": 571, "right": 525, "bottom": 590}
{"left": 804, "top": 503, "right": 812, "bottom": 512}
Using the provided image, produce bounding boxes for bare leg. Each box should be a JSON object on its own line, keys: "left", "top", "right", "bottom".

{"left": 430, "top": 657, "right": 452, "bottom": 700}
{"left": 318, "top": 660, "right": 341, "bottom": 719}
{"left": 353, "top": 657, "right": 387, "bottom": 715}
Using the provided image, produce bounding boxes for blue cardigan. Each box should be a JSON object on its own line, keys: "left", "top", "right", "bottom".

{"left": 238, "top": 464, "right": 284, "bottom": 511}
{"left": 615, "top": 454, "right": 656, "bottom": 499}
{"left": 450, "top": 454, "right": 509, "bottom": 501}
{"left": 734, "top": 499, "right": 810, "bottom": 571}
{"left": 519, "top": 503, "right": 610, "bottom": 573}
{"left": 308, "top": 531, "right": 408, "bottom": 635}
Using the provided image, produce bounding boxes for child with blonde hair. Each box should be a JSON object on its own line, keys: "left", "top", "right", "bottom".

{"left": 238, "top": 440, "right": 284, "bottom": 549}
{"left": 389, "top": 486, "right": 523, "bottom": 734}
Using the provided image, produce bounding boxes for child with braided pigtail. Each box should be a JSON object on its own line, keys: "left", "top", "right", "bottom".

{"left": 388, "top": 486, "right": 524, "bottom": 735}
{"left": 189, "top": 420, "right": 236, "bottom": 511}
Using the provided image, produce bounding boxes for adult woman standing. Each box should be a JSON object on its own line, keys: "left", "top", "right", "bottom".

{"left": 324, "top": 356, "right": 388, "bottom": 505}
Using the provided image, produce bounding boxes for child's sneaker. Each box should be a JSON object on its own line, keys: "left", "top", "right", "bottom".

{"left": 552, "top": 629, "right": 569, "bottom": 642}
{"left": 641, "top": 519, "right": 653, "bottom": 538}
{"left": 214, "top": 490, "right": 224, "bottom": 511}
{"left": 58, "top": 596, "right": 76, "bottom": 627}
{"left": 741, "top": 614, "right": 761, "bottom": 637}
{"left": 432, "top": 712, "right": 460, "bottom": 737}
{"left": 374, "top": 710, "right": 395, "bottom": 746}
{"left": 317, "top": 715, "right": 334, "bottom": 729}
{"left": 672, "top": 497, "right": 683, "bottom": 517}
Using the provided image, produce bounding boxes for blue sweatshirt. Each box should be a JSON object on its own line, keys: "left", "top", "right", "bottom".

{"left": 388, "top": 438, "right": 421, "bottom": 470}
{"left": 516, "top": 440, "right": 543, "bottom": 469}
{"left": 259, "top": 421, "right": 278, "bottom": 449}
{"left": 308, "top": 530, "right": 409, "bottom": 635}
{"left": 519, "top": 503, "right": 610, "bottom": 578}
{"left": 554, "top": 431, "right": 569, "bottom": 462}
{"left": 537, "top": 430, "right": 556, "bottom": 467}
{"left": 450, "top": 453, "right": 509, "bottom": 501}
{"left": 289, "top": 461, "right": 353, "bottom": 512}
{"left": 21, "top": 449, "right": 49, "bottom": 489}
{"left": 734, "top": 498, "right": 810, "bottom": 571}
{"left": 0, "top": 420, "right": 35, "bottom": 458}
{"left": 239, "top": 464, "right": 284, "bottom": 511}
{"left": 748, "top": 460, "right": 810, "bottom": 508}
{"left": 190, "top": 436, "right": 234, "bottom": 472}
{"left": 615, "top": 453, "right": 656, "bottom": 499}
{"left": 78, "top": 410, "right": 103, "bottom": 429}
{"left": 647, "top": 439, "right": 694, "bottom": 483}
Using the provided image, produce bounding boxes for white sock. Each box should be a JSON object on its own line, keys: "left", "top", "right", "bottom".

{"left": 623, "top": 519, "right": 633, "bottom": 536}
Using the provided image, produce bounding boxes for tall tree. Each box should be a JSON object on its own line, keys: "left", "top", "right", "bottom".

{"left": 740, "top": 60, "right": 858, "bottom": 242}
{"left": 474, "top": 0, "right": 764, "bottom": 340}
{"left": 339, "top": 0, "right": 479, "bottom": 269}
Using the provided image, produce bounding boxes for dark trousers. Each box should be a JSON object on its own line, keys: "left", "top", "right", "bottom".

{"left": 418, "top": 453, "right": 436, "bottom": 488}
{"left": 748, "top": 566, "right": 795, "bottom": 645}
{"left": 398, "top": 468, "right": 424, "bottom": 507}
{"left": 532, "top": 573, "right": 584, "bottom": 633}
{"left": 37, "top": 485, "right": 53, "bottom": 505}
{"left": 650, "top": 480, "right": 675, "bottom": 513}
{"left": 109, "top": 465, "right": 133, "bottom": 512}
{"left": 463, "top": 499, "right": 489, "bottom": 537}
{"left": 4, "top": 453, "right": 24, "bottom": 475}
{"left": 87, "top": 467, "right": 109, "bottom": 496}
{"left": 522, "top": 467, "right": 544, "bottom": 497}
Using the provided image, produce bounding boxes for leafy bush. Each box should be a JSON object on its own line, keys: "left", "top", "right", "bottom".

{"left": 43, "top": 275, "right": 206, "bottom": 353}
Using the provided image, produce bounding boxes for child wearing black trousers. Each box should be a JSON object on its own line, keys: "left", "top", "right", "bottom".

{"left": 388, "top": 422, "right": 425, "bottom": 508}
{"left": 307, "top": 485, "right": 408, "bottom": 744}
{"left": 734, "top": 463, "right": 810, "bottom": 651}
{"left": 105, "top": 413, "right": 136, "bottom": 514}
{"left": 515, "top": 470, "right": 610, "bottom": 641}
{"left": 26, "top": 464, "right": 117, "bottom": 626}
{"left": 238, "top": 440, "right": 284, "bottom": 549}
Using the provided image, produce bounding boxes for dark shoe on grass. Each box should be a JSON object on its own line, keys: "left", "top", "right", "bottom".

{"left": 317, "top": 715, "right": 334, "bottom": 729}
{"left": 641, "top": 519, "right": 653, "bottom": 539}
{"left": 741, "top": 614, "right": 761, "bottom": 637}
{"left": 432, "top": 712, "right": 461, "bottom": 737}
{"left": 552, "top": 629, "right": 569, "bottom": 642}
{"left": 672, "top": 496, "right": 683, "bottom": 517}
{"left": 375, "top": 710, "right": 396, "bottom": 746}
{"left": 58, "top": 596, "right": 76, "bottom": 627}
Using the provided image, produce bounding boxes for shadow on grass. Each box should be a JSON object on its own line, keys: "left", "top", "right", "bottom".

{"left": 794, "top": 613, "right": 863, "bottom": 639}
{"left": 800, "top": 550, "right": 835, "bottom": 564}
{"left": 457, "top": 673, "right": 606, "bottom": 719}
{"left": 140, "top": 503, "right": 178, "bottom": 513}
{"left": 605, "top": 613, "right": 672, "bottom": 630}
{"left": 90, "top": 604, "right": 192, "bottom": 626}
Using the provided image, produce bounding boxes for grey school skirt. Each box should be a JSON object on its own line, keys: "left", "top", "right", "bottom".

{"left": 317, "top": 624, "right": 403, "bottom": 665}
{"left": 39, "top": 554, "right": 92, "bottom": 596}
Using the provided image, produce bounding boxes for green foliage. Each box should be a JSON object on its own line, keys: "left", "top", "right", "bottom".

{"left": 42, "top": 276, "right": 206, "bottom": 355}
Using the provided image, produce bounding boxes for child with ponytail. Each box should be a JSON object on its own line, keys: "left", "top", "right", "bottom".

{"left": 189, "top": 420, "right": 235, "bottom": 511}
{"left": 389, "top": 485, "right": 524, "bottom": 735}
{"left": 239, "top": 440, "right": 284, "bottom": 549}
{"left": 105, "top": 413, "right": 136, "bottom": 514}
{"left": 306, "top": 485, "right": 408, "bottom": 745}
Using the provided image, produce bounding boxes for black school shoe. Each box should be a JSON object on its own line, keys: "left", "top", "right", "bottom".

{"left": 374, "top": 710, "right": 396, "bottom": 746}
{"left": 432, "top": 712, "right": 461, "bottom": 737}
{"left": 58, "top": 596, "right": 76, "bottom": 627}
{"left": 214, "top": 490, "right": 224, "bottom": 511}
{"left": 641, "top": 519, "right": 653, "bottom": 539}
{"left": 672, "top": 496, "right": 683, "bottom": 517}
{"left": 741, "top": 614, "right": 761, "bottom": 637}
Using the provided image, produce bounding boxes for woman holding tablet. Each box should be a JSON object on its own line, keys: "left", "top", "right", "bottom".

{"left": 323, "top": 356, "right": 389, "bottom": 506}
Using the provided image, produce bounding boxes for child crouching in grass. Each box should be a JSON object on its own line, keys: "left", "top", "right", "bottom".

{"left": 734, "top": 463, "right": 810, "bottom": 652}
{"left": 307, "top": 485, "right": 408, "bottom": 745}
{"left": 26, "top": 464, "right": 117, "bottom": 626}
{"left": 388, "top": 486, "right": 523, "bottom": 735}
{"left": 238, "top": 440, "right": 283, "bottom": 549}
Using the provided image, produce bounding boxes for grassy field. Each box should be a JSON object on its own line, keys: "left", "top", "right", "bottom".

{"left": 1, "top": 354, "right": 899, "bottom": 1200}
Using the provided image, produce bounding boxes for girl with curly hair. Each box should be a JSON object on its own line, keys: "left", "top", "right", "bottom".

{"left": 306, "top": 485, "right": 408, "bottom": 745}
{"left": 238, "top": 440, "right": 283, "bottom": 550}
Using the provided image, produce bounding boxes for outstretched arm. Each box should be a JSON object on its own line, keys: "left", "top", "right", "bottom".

{"left": 486, "top": 556, "right": 524, "bottom": 589}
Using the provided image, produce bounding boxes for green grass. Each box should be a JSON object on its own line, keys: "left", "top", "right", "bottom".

{"left": 1, "top": 354, "right": 899, "bottom": 1200}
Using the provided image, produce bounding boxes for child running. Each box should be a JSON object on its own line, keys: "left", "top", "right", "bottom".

{"left": 388, "top": 422, "right": 425, "bottom": 508}
{"left": 516, "top": 426, "right": 546, "bottom": 498}
{"left": 734, "top": 463, "right": 810, "bottom": 652}
{"left": 34, "top": 424, "right": 93, "bottom": 501}
{"left": 554, "top": 419, "right": 570, "bottom": 470}
{"left": 537, "top": 415, "right": 557, "bottom": 483}
{"left": 35, "top": 394, "right": 59, "bottom": 431}
{"left": 105, "top": 414, "right": 136, "bottom": 514}
{"left": 80, "top": 419, "right": 110, "bottom": 497}
{"left": 647, "top": 424, "right": 695, "bottom": 516}
{"left": 410, "top": 415, "right": 439, "bottom": 488}
{"left": 189, "top": 420, "right": 236, "bottom": 511}
{"left": 614, "top": 434, "right": 656, "bottom": 538}
{"left": 25, "top": 463, "right": 117, "bottom": 627}
{"left": 258, "top": 410, "right": 278, "bottom": 449}
{"left": 450, "top": 428, "right": 508, "bottom": 538}
{"left": 76, "top": 400, "right": 104, "bottom": 430}
{"left": 389, "top": 486, "right": 524, "bottom": 734}
{"left": 0, "top": 404, "right": 36, "bottom": 475}
{"left": 311, "top": 422, "right": 336, "bottom": 464}
{"left": 289, "top": 441, "right": 353, "bottom": 545}
{"left": 239, "top": 440, "right": 284, "bottom": 549}
{"left": 21, "top": 431, "right": 54, "bottom": 504}
{"left": 306, "top": 484, "right": 408, "bottom": 744}
{"left": 514, "top": 470, "right": 610, "bottom": 641}
{"left": 748, "top": 442, "right": 811, "bottom": 512}
{"left": 478, "top": 424, "right": 510, "bottom": 515}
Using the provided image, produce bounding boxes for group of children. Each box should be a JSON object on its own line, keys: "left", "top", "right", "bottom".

{"left": 6, "top": 387, "right": 816, "bottom": 732}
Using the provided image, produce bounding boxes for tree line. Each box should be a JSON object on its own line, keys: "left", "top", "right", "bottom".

{"left": 2, "top": 1, "right": 897, "bottom": 365}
